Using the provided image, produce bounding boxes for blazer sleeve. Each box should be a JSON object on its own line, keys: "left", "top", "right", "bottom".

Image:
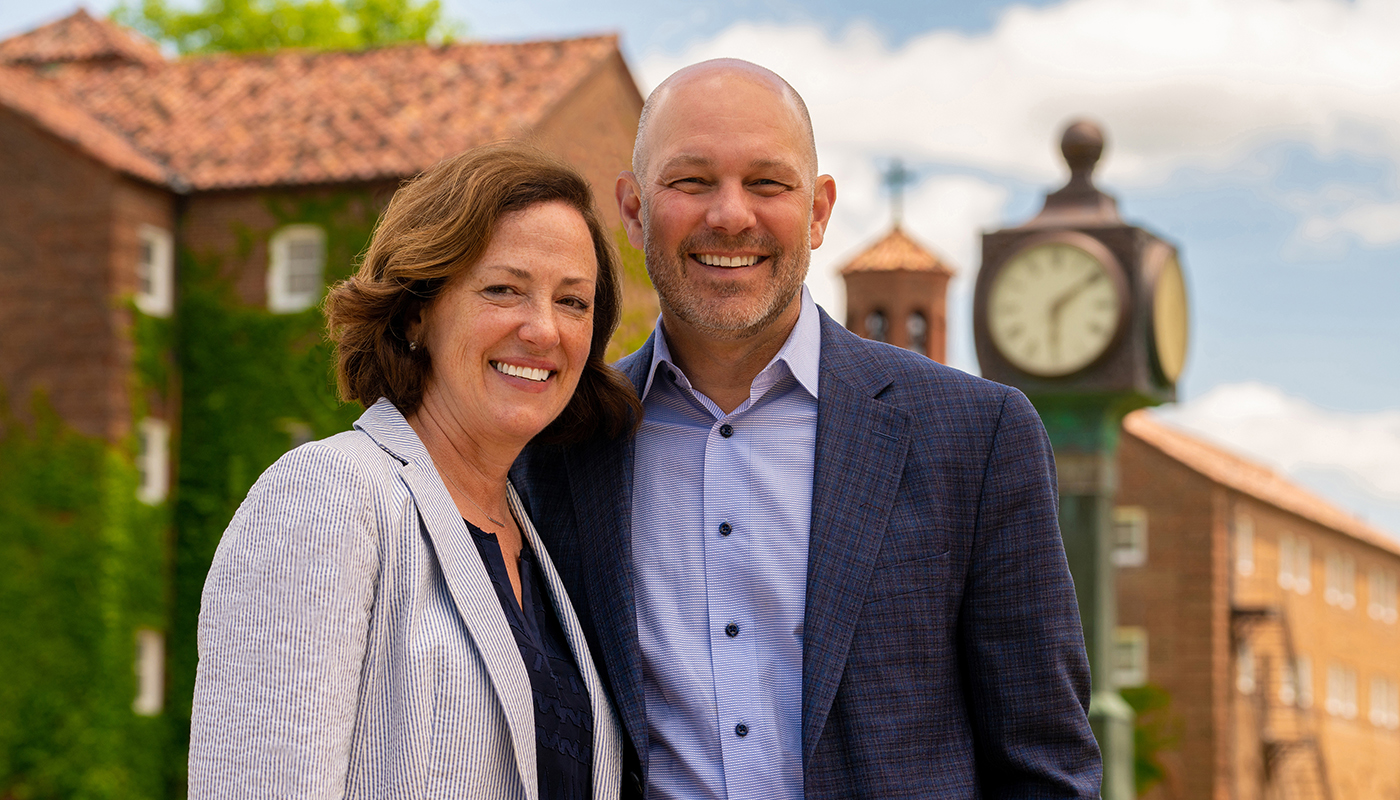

{"left": 189, "top": 442, "right": 381, "bottom": 799}
{"left": 960, "top": 389, "right": 1103, "bottom": 798}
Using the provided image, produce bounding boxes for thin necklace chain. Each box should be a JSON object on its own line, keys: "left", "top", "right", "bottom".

{"left": 441, "top": 467, "right": 506, "bottom": 529}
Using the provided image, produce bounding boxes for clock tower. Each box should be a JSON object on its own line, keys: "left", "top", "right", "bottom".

{"left": 974, "top": 120, "right": 1190, "bottom": 800}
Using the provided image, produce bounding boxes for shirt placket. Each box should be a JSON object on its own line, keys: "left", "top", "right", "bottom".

{"left": 702, "top": 412, "right": 769, "bottom": 792}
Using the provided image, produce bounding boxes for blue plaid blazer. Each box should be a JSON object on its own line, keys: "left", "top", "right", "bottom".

{"left": 512, "top": 309, "right": 1102, "bottom": 798}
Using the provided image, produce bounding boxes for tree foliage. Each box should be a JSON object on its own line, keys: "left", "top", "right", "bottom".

{"left": 111, "top": 0, "right": 464, "bottom": 55}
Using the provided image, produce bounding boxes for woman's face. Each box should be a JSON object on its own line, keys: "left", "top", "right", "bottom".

{"left": 412, "top": 200, "right": 598, "bottom": 447}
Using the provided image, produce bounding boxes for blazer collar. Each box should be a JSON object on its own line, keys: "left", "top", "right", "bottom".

{"left": 801, "top": 311, "right": 911, "bottom": 766}
{"left": 352, "top": 399, "right": 554, "bottom": 798}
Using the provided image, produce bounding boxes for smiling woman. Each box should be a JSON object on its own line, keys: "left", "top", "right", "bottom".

{"left": 188, "top": 142, "right": 641, "bottom": 799}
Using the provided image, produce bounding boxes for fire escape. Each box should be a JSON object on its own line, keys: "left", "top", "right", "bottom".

{"left": 1233, "top": 606, "right": 1333, "bottom": 800}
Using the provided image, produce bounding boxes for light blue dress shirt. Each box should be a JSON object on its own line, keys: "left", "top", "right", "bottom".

{"left": 632, "top": 286, "right": 821, "bottom": 800}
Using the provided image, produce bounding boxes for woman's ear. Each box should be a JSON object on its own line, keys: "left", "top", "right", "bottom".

{"left": 402, "top": 299, "right": 426, "bottom": 350}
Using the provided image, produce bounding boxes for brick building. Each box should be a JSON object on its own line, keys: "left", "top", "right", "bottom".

{"left": 1117, "top": 411, "right": 1400, "bottom": 799}
{"left": 0, "top": 11, "right": 648, "bottom": 794}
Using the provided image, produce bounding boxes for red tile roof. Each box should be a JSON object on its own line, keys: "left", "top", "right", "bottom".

{"left": 1124, "top": 410, "right": 1400, "bottom": 557}
{"left": 0, "top": 11, "right": 626, "bottom": 191}
{"left": 0, "top": 8, "right": 163, "bottom": 66}
{"left": 838, "top": 225, "right": 956, "bottom": 276}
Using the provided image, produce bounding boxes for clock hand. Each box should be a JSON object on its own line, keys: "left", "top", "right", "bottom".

{"left": 1049, "top": 270, "right": 1103, "bottom": 318}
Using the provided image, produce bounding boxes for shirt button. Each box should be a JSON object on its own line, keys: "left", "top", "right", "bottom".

{"left": 718, "top": 522, "right": 732, "bottom": 536}
{"left": 725, "top": 623, "right": 739, "bottom": 638}
{"left": 735, "top": 722, "right": 748, "bottom": 738}
{"left": 719, "top": 423, "right": 734, "bottom": 438}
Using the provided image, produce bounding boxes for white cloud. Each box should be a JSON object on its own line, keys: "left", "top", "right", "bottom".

{"left": 1154, "top": 383, "right": 1400, "bottom": 535}
{"left": 1299, "top": 201, "right": 1400, "bottom": 247}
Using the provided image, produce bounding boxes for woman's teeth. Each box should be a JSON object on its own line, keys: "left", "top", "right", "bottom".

{"left": 493, "top": 362, "right": 550, "bottom": 382}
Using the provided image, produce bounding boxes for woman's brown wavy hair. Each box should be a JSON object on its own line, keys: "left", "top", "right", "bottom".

{"left": 325, "top": 141, "right": 641, "bottom": 444}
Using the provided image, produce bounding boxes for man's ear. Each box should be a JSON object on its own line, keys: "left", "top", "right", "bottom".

{"left": 809, "top": 174, "right": 837, "bottom": 250}
{"left": 617, "top": 171, "right": 645, "bottom": 250}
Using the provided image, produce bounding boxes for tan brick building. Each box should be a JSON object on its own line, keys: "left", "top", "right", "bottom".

{"left": 1117, "top": 411, "right": 1400, "bottom": 800}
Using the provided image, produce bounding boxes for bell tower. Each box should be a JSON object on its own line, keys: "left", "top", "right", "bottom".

{"left": 839, "top": 160, "right": 956, "bottom": 362}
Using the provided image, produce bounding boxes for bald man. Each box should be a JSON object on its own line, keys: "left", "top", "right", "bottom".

{"left": 514, "top": 59, "right": 1101, "bottom": 799}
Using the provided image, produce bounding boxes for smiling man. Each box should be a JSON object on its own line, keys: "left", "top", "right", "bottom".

{"left": 514, "top": 58, "right": 1102, "bottom": 799}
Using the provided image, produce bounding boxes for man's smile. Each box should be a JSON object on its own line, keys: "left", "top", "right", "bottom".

{"left": 694, "top": 254, "right": 763, "bottom": 268}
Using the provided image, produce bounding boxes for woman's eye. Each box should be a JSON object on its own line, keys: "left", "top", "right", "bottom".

{"left": 559, "top": 296, "right": 592, "bottom": 311}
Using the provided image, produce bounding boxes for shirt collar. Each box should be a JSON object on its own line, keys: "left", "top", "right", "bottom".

{"left": 640, "top": 284, "right": 822, "bottom": 403}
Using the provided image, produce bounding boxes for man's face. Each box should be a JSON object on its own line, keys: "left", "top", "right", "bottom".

{"left": 621, "top": 69, "right": 835, "bottom": 343}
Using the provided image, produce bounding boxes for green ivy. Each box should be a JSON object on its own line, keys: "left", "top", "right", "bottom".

{"left": 1121, "top": 683, "right": 1182, "bottom": 797}
{"left": 0, "top": 395, "right": 169, "bottom": 799}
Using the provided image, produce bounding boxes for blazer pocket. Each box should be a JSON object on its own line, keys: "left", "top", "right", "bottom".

{"left": 864, "top": 551, "right": 950, "bottom": 604}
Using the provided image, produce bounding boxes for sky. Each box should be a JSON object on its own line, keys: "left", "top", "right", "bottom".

{"left": 4, "top": 0, "right": 1399, "bottom": 536}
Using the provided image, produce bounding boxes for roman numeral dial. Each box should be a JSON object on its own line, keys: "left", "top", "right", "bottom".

{"left": 987, "top": 239, "right": 1127, "bottom": 377}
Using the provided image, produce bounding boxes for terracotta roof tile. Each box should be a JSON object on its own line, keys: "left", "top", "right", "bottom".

{"left": 0, "top": 9, "right": 164, "bottom": 67}
{"left": 1124, "top": 409, "right": 1400, "bottom": 556}
{"left": 839, "top": 225, "right": 956, "bottom": 276}
{"left": 1, "top": 12, "right": 622, "bottom": 190}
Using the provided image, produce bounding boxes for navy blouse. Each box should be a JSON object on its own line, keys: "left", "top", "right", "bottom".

{"left": 466, "top": 520, "right": 594, "bottom": 800}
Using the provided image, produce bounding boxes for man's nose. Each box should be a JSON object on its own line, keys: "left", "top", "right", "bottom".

{"left": 705, "top": 182, "right": 757, "bottom": 235}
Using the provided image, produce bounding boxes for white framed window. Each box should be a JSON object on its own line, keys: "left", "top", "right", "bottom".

{"left": 135, "top": 224, "right": 174, "bottom": 317}
{"left": 1113, "top": 626, "right": 1148, "bottom": 687}
{"left": 267, "top": 225, "right": 327, "bottom": 313}
{"left": 1237, "top": 639, "right": 1255, "bottom": 694}
{"left": 1235, "top": 511, "right": 1255, "bottom": 576}
{"left": 1280, "top": 655, "right": 1314, "bottom": 708}
{"left": 1279, "top": 531, "right": 1311, "bottom": 594}
{"left": 1369, "top": 567, "right": 1398, "bottom": 624}
{"left": 1327, "top": 663, "right": 1358, "bottom": 719}
{"left": 136, "top": 418, "right": 170, "bottom": 504}
{"left": 1371, "top": 677, "right": 1400, "bottom": 729}
{"left": 1112, "top": 506, "right": 1148, "bottom": 567}
{"left": 132, "top": 628, "right": 164, "bottom": 716}
{"left": 1325, "top": 551, "right": 1357, "bottom": 610}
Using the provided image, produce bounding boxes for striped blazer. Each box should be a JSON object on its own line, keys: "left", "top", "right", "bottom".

{"left": 189, "top": 399, "right": 622, "bottom": 799}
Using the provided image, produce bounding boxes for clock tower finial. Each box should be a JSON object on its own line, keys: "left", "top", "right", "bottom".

{"left": 1027, "top": 118, "right": 1120, "bottom": 227}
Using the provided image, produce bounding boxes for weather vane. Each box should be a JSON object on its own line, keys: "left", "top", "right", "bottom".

{"left": 882, "top": 158, "right": 916, "bottom": 226}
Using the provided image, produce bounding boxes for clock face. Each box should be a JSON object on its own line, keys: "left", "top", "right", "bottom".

{"left": 987, "top": 241, "right": 1124, "bottom": 377}
{"left": 1151, "top": 251, "right": 1189, "bottom": 383}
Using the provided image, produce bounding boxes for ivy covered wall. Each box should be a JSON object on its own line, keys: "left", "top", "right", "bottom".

{"left": 0, "top": 317, "right": 173, "bottom": 798}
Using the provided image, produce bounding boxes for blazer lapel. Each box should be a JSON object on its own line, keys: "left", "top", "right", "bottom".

{"left": 355, "top": 401, "right": 537, "bottom": 796}
{"left": 563, "top": 336, "right": 654, "bottom": 767}
{"left": 802, "top": 313, "right": 911, "bottom": 766}
{"left": 511, "top": 483, "right": 622, "bottom": 797}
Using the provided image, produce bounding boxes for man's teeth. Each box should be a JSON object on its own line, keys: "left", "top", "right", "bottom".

{"left": 493, "top": 362, "right": 550, "bottom": 382}
{"left": 696, "top": 254, "right": 760, "bottom": 268}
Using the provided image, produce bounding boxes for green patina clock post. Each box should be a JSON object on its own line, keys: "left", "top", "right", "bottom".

{"left": 974, "top": 121, "right": 1190, "bottom": 799}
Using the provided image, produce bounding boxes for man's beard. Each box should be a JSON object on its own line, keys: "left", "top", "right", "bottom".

{"left": 644, "top": 227, "right": 809, "bottom": 342}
